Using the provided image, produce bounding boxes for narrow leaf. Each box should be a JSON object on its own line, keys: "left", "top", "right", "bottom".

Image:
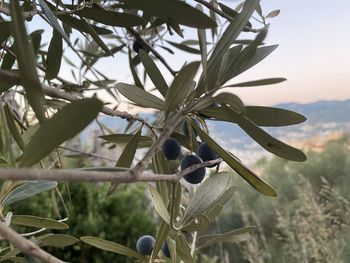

{"left": 80, "top": 236, "right": 142, "bottom": 258}
{"left": 226, "top": 78, "right": 287, "bottom": 87}
{"left": 192, "top": 125, "right": 277, "bottom": 196}
{"left": 139, "top": 49, "right": 168, "bottom": 98}
{"left": 182, "top": 172, "right": 231, "bottom": 224}
{"left": 39, "top": 0, "right": 71, "bottom": 46}
{"left": 4, "top": 103, "right": 25, "bottom": 150}
{"left": 265, "top": 10, "right": 281, "bottom": 19}
{"left": 224, "top": 106, "right": 307, "bottom": 161}
{"left": 11, "top": 215, "right": 68, "bottom": 230}
{"left": 151, "top": 220, "right": 171, "bottom": 260}
{"left": 76, "top": 7, "right": 144, "bottom": 27}
{"left": 19, "top": 98, "right": 103, "bottom": 167}
{"left": 244, "top": 106, "right": 307, "bottom": 126}
{"left": 9, "top": 0, "right": 46, "bottom": 123}
{"left": 0, "top": 22, "right": 11, "bottom": 43}
{"left": 37, "top": 234, "right": 78, "bottom": 247}
{"left": 149, "top": 186, "right": 170, "bottom": 224}
{"left": 165, "top": 62, "right": 200, "bottom": 116}
{"left": 2, "top": 181, "right": 58, "bottom": 205}
{"left": 121, "top": 0, "right": 216, "bottom": 28}
{"left": 46, "top": 30, "right": 63, "bottom": 80}
{"left": 100, "top": 134, "right": 153, "bottom": 148}
{"left": 176, "top": 233, "right": 194, "bottom": 263}
{"left": 198, "top": 226, "right": 255, "bottom": 248}
{"left": 116, "top": 83, "right": 165, "bottom": 110}
{"left": 116, "top": 129, "right": 141, "bottom": 167}
{"left": 166, "top": 40, "right": 201, "bottom": 54}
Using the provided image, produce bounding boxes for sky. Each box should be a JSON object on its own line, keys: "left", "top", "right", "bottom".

{"left": 26, "top": 0, "right": 350, "bottom": 107}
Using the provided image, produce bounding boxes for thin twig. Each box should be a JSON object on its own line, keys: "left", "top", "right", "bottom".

{"left": 0, "top": 221, "right": 66, "bottom": 263}
{"left": 0, "top": 159, "right": 221, "bottom": 183}
{"left": 41, "top": 86, "right": 145, "bottom": 123}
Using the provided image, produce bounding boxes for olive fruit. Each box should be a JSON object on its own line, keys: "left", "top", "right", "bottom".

{"left": 162, "top": 242, "right": 171, "bottom": 258}
{"left": 136, "top": 235, "right": 155, "bottom": 256}
{"left": 133, "top": 41, "right": 144, "bottom": 53}
{"left": 197, "top": 142, "right": 219, "bottom": 168}
{"left": 182, "top": 118, "right": 201, "bottom": 138}
{"left": 162, "top": 138, "right": 181, "bottom": 160}
{"left": 181, "top": 154, "right": 206, "bottom": 184}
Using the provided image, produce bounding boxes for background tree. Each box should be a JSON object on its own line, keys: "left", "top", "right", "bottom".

{"left": 0, "top": 0, "right": 307, "bottom": 262}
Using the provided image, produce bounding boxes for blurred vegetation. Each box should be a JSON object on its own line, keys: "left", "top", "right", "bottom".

{"left": 215, "top": 136, "right": 350, "bottom": 263}
{"left": 5, "top": 182, "right": 156, "bottom": 263}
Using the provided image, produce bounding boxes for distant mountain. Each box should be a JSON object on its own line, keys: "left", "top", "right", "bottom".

{"left": 85, "top": 99, "right": 350, "bottom": 165}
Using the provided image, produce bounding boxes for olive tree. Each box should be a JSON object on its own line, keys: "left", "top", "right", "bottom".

{"left": 0, "top": 0, "right": 306, "bottom": 262}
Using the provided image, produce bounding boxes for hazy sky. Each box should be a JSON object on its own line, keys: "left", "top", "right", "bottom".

{"left": 27, "top": 0, "right": 350, "bottom": 107}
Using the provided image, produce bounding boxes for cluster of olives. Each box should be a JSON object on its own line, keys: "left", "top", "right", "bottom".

{"left": 161, "top": 119, "right": 219, "bottom": 185}
{"left": 136, "top": 235, "right": 170, "bottom": 258}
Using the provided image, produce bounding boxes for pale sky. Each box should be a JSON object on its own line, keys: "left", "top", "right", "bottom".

{"left": 27, "top": 0, "right": 350, "bottom": 107}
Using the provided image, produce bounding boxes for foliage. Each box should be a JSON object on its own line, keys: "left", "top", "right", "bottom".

{"left": 218, "top": 137, "right": 350, "bottom": 263}
{"left": 4, "top": 183, "right": 156, "bottom": 263}
{"left": 0, "top": 0, "right": 307, "bottom": 262}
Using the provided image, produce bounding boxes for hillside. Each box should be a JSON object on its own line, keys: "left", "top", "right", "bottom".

{"left": 84, "top": 99, "right": 350, "bottom": 165}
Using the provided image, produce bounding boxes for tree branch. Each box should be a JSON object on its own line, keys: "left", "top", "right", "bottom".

{"left": 0, "top": 159, "right": 221, "bottom": 183}
{"left": 0, "top": 221, "right": 65, "bottom": 263}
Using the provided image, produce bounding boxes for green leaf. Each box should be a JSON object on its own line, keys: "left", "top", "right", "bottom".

{"left": 165, "top": 62, "right": 200, "bottom": 117}
{"left": 182, "top": 172, "right": 231, "bottom": 224}
{"left": 80, "top": 236, "right": 143, "bottom": 258}
{"left": 176, "top": 233, "right": 194, "bottom": 263}
{"left": 78, "top": 18, "right": 112, "bottom": 56}
{"left": 0, "top": 69, "right": 21, "bottom": 94}
{"left": 108, "top": 129, "right": 142, "bottom": 195}
{"left": 116, "top": 83, "right": 165, "bottom": 110}
{"left": 58, "top": 14, "right": 113, "bottom": 35}
{"left": 166, "top": 40, "right": 201, "bottom": 54}
{"left": 192, "top": 125, "right": 277, "bottom": 197}
{"left": 205, "top": 186, "right": 236, "bottom": 222}
{"left": 244, "top": 106, "right": 307, "bottom": 127}
{"left": 149, "top": 186, "right": 170, "bottom": 224}
{"left": 75, "top": 7, "right": 144, "bottom": 27}
{"left": 4, "top": 103, "right": 25, "bottom": 150}
{"left": 100, "top": 134, "right": 153, "bottom": 148}
{"left": 116, "top": 129, "right": 141, "bottom": 167}
{"left": 19, "top": 98, "right": 103, "bottom": 167}
{"left": 208, "top": 0, "right": 259, "bottom": 75}
{"left": 231, "top": 45, "right": 278, "bottom": 80}
{"left": 2, "top": 181, "right": 58, "bottom": 205}
{"left": 0, "top": 22, "right": 11, "bottom": 44}
{"left": 121, "top": 0, "right": 216, "bottom": 29}
{"left": 225, "top": 77, "right": 287, "bottom": 87}
{"left": 11, "top": 215, "right": 68, "bottom": 230}
{"left": 197, "top": 226, "right": 255, "bottom": 249}
{"left": 39, "top": 0, "right": 71, "bottom": 46}
{"left": 46, "top": 30, "right": 63, "bottom": 80}
{"left": 212, "top": 93, "right": 244, "bottom": 114}
{"left": 181, "top": 214, "right": 210, "bottom": 232}
{"left": 9, "top": 0, "right": 46, "bottom": 123}
{"left": 37, "top": 234, "right": 78, "bottom": 247}
{"left": 196, "top": 44, "right": 242, "bottom": 96}
{"left": 151, "top": 220, "right": 171, "bottom": 260}
{"left": 223, "top": 106, "right": 307, "bottom": 161}
{"left": 139, "top": 50, "right": 168, "bottom": 98}
{"left": 265, "top": 9, "right": 281, "bottom": 19}
{"left": 153, "top": 151, "right": 171, "bottom": 205}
